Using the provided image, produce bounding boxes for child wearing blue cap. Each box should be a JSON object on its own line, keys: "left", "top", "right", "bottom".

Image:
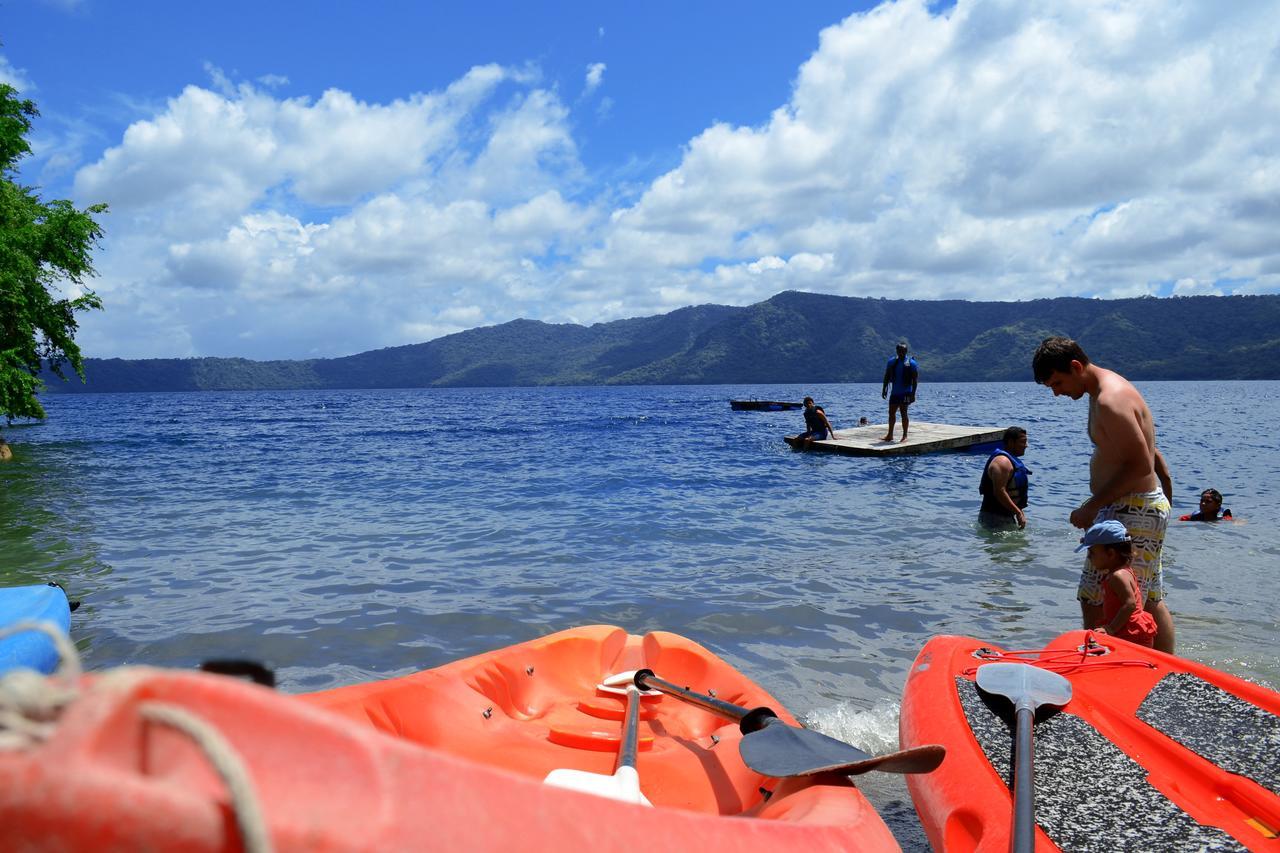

{"left": 1075, "top": 520, "right": 1157, "bottom": 647}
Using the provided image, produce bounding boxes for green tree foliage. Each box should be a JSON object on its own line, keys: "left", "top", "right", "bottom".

{"left": 1, "top": 82, "right": 106, "bottom": 423}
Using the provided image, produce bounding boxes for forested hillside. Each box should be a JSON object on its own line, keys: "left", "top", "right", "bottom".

{"left": 43, "top": 292, "right": 1280, "bottom": 393}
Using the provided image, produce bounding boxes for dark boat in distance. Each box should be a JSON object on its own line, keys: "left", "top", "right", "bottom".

{"left": 729, "top": 399, "right": 803, "bottom": 412}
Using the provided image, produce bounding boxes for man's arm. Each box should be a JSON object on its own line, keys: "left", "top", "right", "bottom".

{"left": 882, "top": 362, "right": 892, "bottom": 397}
{"left": 1154, "top": 448, "right": 1172, "bottom": 503}
{"left": 820, "top": 410, "right": 836, "bottom": 436}
{"left": 988, "top": 455, "right": 1026, "bottom": 528}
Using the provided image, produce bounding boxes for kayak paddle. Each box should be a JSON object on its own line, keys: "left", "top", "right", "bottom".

{"left": 975, "top": 662, "right": 1073, "bottom": 853}
{"left": 543, "top": 672, "right": 653, "bottom": 805}
{"left": 633, "top": 669, "right": 944, "bottom": 778}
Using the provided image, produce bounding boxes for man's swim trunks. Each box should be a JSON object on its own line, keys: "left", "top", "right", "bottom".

{"left": 1078, "top": 489, "right": 1170, "bottom": 605}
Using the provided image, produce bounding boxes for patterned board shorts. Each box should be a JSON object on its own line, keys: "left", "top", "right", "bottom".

{"left": 1078, "top": 489, "right": 1170, "bottom": 606}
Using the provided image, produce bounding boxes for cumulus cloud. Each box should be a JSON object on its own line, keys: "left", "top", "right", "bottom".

{"left": 592, "top": 0, "right": 1280, "bottom": 307}
{"left": 0, "top": 56, "right": 33, "bottom": 91}
{"left": 584, "top": 62, "right": 606, "bottom": 95}
{"left": 63, "top": 0, "right": 1280, "bottom": 359}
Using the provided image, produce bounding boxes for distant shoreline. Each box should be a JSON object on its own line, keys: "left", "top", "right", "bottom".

{"left": 43, "top": 291, "right": 1280, "bottom": 393}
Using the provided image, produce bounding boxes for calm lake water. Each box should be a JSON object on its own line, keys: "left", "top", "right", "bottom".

{"left": 2, "top": 381, "right": 1277, "bottom": 847}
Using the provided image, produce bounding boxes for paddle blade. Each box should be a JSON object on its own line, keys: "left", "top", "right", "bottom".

{"left": 738, "top": 719, "right": 862, "bottom": 777}
{"left": 831, "top": 744, "right": 947, "bottom": 776}
{"left": 976, "top": 662, "right": 1072, "bottom": 710}
{"left": 543, "top": 766, "right": 652, "bottom": 806}
{"left": 742, "top": 720, "right": 946, "bottom": 778}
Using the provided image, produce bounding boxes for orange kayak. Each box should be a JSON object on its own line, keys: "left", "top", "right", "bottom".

{"left": 900, "top": 630, "right": 1280, "bottom": 851}
{"left": 0, "top": 624, "right": 899, "bottom": 851}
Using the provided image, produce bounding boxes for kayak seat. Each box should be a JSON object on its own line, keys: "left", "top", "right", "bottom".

{"left": 463, "top": 629, "right": 632, "bottom": 720}
{"left": 576, "top": 695, "right": 660, "bottom": 721}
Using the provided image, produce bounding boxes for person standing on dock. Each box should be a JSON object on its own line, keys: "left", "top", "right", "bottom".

{"left": 797, "top": 397, "right": 836, "bottom": 445}
{"left": 881, "top": 342, "right": 918, "bottom": 442}
{"left": 978, "top": 427, "right": 1031, "bottom": 529}
{"left": 1032, "top": 336, "right": 1176, "bottom": 654}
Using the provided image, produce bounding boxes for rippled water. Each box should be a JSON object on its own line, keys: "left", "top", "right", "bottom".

{"left": 3, "top": 381, "right": 1277, "bottom": 847}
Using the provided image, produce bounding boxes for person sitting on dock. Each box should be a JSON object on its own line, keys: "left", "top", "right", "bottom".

{"left": 978, "top": 427, "right": 1031, "bottom": 529}
{"left": 798, "top": 397, "right": 835, "bottom": 444}
{"left": 1074, "top": 520, "right": 1157, "bottom": 647}
{"left": 1180, "top": 488, "right": 1232, "bottom": 521}
{"left": 881, "top": 342, "right": 918, "bottom": 442}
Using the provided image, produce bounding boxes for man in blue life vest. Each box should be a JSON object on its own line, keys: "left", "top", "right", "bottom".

{"left": 978, "top": 426, "right": 1031, "bottom": 529}
{"left": 881, "top": 341, "right": 919, "bottom": 442}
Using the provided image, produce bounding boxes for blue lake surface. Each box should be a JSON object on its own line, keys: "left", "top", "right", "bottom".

{"left": 3, "top": 380, "right": 1277, "bottom": 845}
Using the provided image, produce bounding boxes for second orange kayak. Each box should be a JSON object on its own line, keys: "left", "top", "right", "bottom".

{"left": 900, "top": 630, "right": 1280, "bottom": 851}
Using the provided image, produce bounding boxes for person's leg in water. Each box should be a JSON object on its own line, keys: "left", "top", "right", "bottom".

{"left": 1148, "top": 600, "right": 1175, "bottom": 654}
{"left": 1079, "top": 598, "right": 1103, "bottom": 631}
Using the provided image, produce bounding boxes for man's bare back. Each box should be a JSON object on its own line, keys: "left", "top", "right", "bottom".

{"left": 1086, "top": 367, "right": 1159, "bottom": 505}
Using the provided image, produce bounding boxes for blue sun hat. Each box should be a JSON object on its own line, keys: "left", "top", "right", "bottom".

{"left": 1075, "top": 519, "right": 1131, "bottom": 551}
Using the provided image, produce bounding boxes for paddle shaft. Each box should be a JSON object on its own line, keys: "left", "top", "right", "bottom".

{"left": 975, "top": 661, "right": 1072, "bottom": 853}
{"left": 1011, "top": 701, "right": 1035, "bottom": 853}
{"left": 633, "top": 669, "right": 778, "bottom": 733}
{"left": 617, "top": 684, "right": 641, "bottom": 772}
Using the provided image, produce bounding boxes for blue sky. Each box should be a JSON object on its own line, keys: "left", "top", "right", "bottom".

{"left": 3, "top": 0, "right": 1278, "bottom": 360}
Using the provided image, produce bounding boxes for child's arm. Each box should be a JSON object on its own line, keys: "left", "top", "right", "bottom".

{"left": 1102, "top": 569, "right": 1139, "bottom": 634}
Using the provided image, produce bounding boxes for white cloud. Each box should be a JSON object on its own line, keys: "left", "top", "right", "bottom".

{"left": 593, "top": 0, "right": 1280, "bottom": 306}
{"left": 584, "top": 62, "right": 606, "bottom": 95}
{"left": 64, "top": 0, "right": 1280, "bottom": 359}
{"left": 1171, "top": 278, "right": 1222, "bottom": 297}
{"left": 0, "top": 56, "right": 33, "bottom": 91}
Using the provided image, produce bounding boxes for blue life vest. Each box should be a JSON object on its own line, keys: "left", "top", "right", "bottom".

{"left": 886, "top": 357, "right": 918, "bottom": 397}
{"left": 979, "top": 449, "right": 1030, "bottom": 516}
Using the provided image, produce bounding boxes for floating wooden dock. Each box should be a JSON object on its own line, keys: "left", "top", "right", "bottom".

{"left": 784, "top": 421, "right": 1005, "bottom": 457}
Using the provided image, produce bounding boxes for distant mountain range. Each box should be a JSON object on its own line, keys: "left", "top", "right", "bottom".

{"left": 42, "top": 291, "right": 1280, "bottom": 393}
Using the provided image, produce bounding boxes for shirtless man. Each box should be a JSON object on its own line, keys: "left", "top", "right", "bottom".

{"left": 1032, "top": 337, "right": 1176, "bottom": 653}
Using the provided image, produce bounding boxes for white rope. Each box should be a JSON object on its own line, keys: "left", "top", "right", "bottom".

{"left": 0, "top": 621, "right": 272, "bottom": 852}
{"left": 0, "top": 621, "right": 82, "bottom": 751}
{"left": 139, "top": 701, "right": 273, "bottom": 853}
{"left": 0, "top": 620, "right": 83, "bottom": 679}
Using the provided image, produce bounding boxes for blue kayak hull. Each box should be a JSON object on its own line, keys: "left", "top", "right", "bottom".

{"left": 0, "top": 583, "right": 73, "bottom": 675}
